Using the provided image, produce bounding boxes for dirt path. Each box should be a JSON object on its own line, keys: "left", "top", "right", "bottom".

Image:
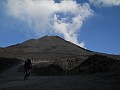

{"left": 0, "top": 64, "right": 116, "bottom": 90}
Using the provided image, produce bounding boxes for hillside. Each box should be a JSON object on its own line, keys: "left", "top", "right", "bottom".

{"left": 0, "top": 57, "right": 21, "bottom": 74}
{"left": 8, "top": 36, "right": 91, "bottom": 54}
{"left": 0, "top": 35, "right": 120, "bottom": 71}
{"left": 30, "top": 54, "right": 120, "bottom": 75}
{"left": 0, "top": 36, "right": 120, "bottom": 90}
{"left": 0, "top": 36, "right": 93, "bottom": 61}
{"left": 1, "top": 36, "right": 119, "bottom": 60}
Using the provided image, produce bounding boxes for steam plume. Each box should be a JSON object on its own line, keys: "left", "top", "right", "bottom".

{"left": 6, "top": 0, "right": 93, "bottom": 48}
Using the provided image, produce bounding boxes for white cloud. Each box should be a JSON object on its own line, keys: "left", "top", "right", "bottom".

{"left": 89, "top": 0, "right": 120, "bottom": 7}
{"left": 6, "top": 0, "right": 93, "bottom": 48}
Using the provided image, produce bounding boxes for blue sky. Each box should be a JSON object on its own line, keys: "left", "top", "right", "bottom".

{"left": 0, "top": 0, "right": 120, "bottom": 55}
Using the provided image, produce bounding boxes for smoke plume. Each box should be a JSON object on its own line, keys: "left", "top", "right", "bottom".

{"left": 6, "top": 0, "right": 93, "bottom": 48}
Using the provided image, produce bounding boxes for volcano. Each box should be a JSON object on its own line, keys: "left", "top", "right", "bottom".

{"left": 0, "top": 36, "right": 91, "bottom": 60}
{"left": 0, "top": 36, "right": 120, "bottom": 82}
{"left": 0, "top": 36, "right": 120, "bottom": 61}
{"left": 0, "top": 35, "right": 120, "bottom": 71}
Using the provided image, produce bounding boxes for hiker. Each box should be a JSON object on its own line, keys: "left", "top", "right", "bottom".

{"left": 24, "top": 58, "right": 32, "bottom": 80}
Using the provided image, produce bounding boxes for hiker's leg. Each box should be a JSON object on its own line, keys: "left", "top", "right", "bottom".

{"left": 24, "top": 69, "right": 28, "bottom": 80}
{"left": 27, "top": 69, "right": 30, "bottom": 76}
{"left": 24, "top": 72, "right": 27, "bottom": 80}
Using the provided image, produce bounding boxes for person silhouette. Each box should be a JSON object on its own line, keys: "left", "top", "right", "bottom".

{"left": 24, "top": 58, "right": 32, "bottom": 80}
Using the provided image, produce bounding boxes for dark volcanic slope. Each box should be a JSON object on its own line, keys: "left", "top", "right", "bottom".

{"left": 77, "top": 54, "right": 120, "bottom": 74}
{"left": 0, "top": 36, "right": 93, "bottom": 60}
{"left": 21, "top": 36, "right": 91, "bottom": 54}
{"left": 31, "top": 54, "right": 120, "bottom": 76}
{"left": 0, "top": 36, "right": 120, "bottom": 77}
{"left": 0, "top": 57, "right": 21, "bottom": 74}
{"left": 0, "top": 36, "right": 119, "bottom": 61}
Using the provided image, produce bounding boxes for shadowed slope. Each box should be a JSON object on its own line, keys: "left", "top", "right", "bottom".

{"left": 0, "top": 57, "right": 21, "bottom": 74}
{"left": 77, "top": 54, "right": 120, "bottom": 74}
{"left": 0, "top": 36, "right": 93, "bottom": 62}
{"left": 0, "top": 36, "right": 119, "bottom": 61}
